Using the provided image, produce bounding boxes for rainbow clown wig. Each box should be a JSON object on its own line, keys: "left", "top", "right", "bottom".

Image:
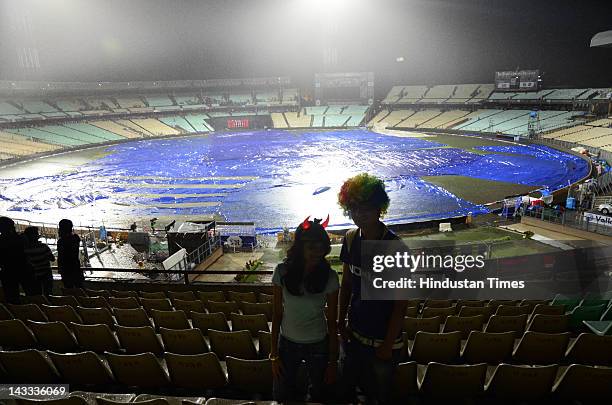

{"left": 338, "top": 173, "right": 390, "bottom": 218}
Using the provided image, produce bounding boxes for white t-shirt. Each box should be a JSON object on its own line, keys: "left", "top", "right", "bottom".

{"left": 272, "top": 263, "right": 339, "bottom": 344}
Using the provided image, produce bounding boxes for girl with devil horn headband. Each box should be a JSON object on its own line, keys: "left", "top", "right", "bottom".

{"left": 270, "top": 215, "right": 339, "bottom": 402}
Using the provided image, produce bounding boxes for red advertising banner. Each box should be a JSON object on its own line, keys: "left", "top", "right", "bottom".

{"left": 227, "top": 119, "right": 250, "bottom": 129}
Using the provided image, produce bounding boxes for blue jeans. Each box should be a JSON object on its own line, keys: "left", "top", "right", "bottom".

{"left": 273, "top": 335, "right": 329, "bottom": 402}
{"left": 339, "top": 339, "right": 401, "bottom": 405}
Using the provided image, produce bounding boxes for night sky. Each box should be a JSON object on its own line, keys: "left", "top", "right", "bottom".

{"left": 0, "top": 0, "right": 611, "bottom": 93}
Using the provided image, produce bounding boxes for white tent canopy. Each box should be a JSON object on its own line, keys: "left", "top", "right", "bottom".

{"left": 591, "top": 30, "right": 612, "bottom": 48}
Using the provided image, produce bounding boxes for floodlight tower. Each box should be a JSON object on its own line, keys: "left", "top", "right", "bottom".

{"left": 590, "top": 30, "right": 612, "bottom": 115}
{"left": 4, "top": 2, "right": 41, "bottom": 80}
{"left": 316, "top": 0, "right": 345, "bottom": 72}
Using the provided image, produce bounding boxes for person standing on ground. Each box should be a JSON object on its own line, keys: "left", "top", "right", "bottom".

{"left": 57, "top": 219, "right": 85, "bottom": 288}
{"left": 23, "top": 226, "right": 55, "bottom": 296}
{"left": 270, "top": 216, "right": 339, "bottom": 402}
{"left": 0, "top": 217, "right": 36, "bottom": 303}
{"left": 336, "top": 173, "right": 407, "bottom": 404}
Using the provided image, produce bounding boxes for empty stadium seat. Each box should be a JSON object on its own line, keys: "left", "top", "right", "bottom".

{"left": 487, "top": 300, "right": 520, "bottom": 312}
{"left": 403, "top": 316, "right": 441, "bottom": 339}
{"left": 458, "top": 306, "right": 492, "bottom": 320}
{"left": 551, "top": 295, "right": 581, "bottom": 311}
{"left": 513, "top": 331, "right": 570, "bottom": 364}
{"left": 208, "top": 329, "right": 257, "bottom": 360}
{"left": 48, "top": 351, "right": 115, "bottom": 386}
{"left": 552, "top": 364, "right": 612, "bottom": 400}
{"left": 208, "top": 301, "right": 240, "bottom": 317}
{"left": 111, "top": 290, "right": 139, "bottom": 299}
{"left": 485, "top": 364, "right": 558, "bottom": 400}
{"left": 196, "top": 291, "right": 226, "bottom": 306}
{"left": 461, "top": 331, "right": 514, "bottom": 364}
{"left": 116, "top": 325, "right": 164, "bottom": 354}
{"left": 421, "top": 306, "right": 455, "bottom": 320}
{"left": 48, "top": 295, "right": 80, "bottom": 307}
{"left": 77, "top": 296, "right": 110, "bottom": 309}
{"left": 140, "top": 291, "right": 167, "bottom": 299}
{"left": 230, "top": 313, "right": 269, "bottom": 335}
{"left": 531, "top": 304, "right": 565, "bottom": 316}
{"left": 568, "top": 304, "right": 607, "bottom": 330}
{"left": 564, "top": 333, "right": 612, "bottom": 366}
{"left": 240, "top": 302, "right": 272, "bottom": 321}
{"left": 140, "top": 298, "right": 173, "bottom": 316}
{"left": 150, "top": 309, "right": 190, "bottom": 330}
{"left": 225, "top": 356, "right": 272, "bottom": 395}
{"left": 192, "top": 311, "right": 230, "bottom": 335}
{"left": 442, "top": 315, "right": 484, "bottom": 338}
{"left": 0, "top": 319, "right": 38, "bottom": 349}
{"left": 159, "top": 327, "right": 209, "bottom": 355}
{"left": 495, "top": 304, "right": 530, "bottom": 316}
{"left": 24, "top": 295, "right": 50, "bottom": 306}
{"left": 527, "top": 314, "right": 570, "bottom": 333}
{"left": 108, "top": 297, "right": 140, "bottom": 309}
{"left": 409, "top": 331, "right": 462, "bottom": 363}
{"left": 85, "top": 289, "right": 111, "bottom": 298}
{"left": 27, "top": 320, "right": 79, "bottom": 352}
{"left": 165, "top": 352, "right": 227, "bottom": 390}
{"left": 419, "top": 362, "right": 487, "bottom": 399}
{"left": 228, "top": 291, "right": 257, "bottom": 303}
{"left": 113, "top": 308, "right": 152, "bottom": 327}
{"left": 106, "top": 352, "right": 170, "bottom": 389}
{"left": 423, "top": 299, "right": 453, "bottom": 308}
{"left": 0, "top": 349, "right": 60, "bottom": 383}
{"left": 77, "top": 306, "right": 115, "bottom": 329}
{"left": 71, "top": 322, "right": 120, "bottom": 353}
{"left": 172, "top": 299, "right": 207, "bottom": 317}
{"left": 41, "top": 304, "right": 82, "bottom": 324}
{"left": 485, "top": 314, "right": 528, "bottom": 335}
{"left": 168, "top": 291, "right": 197, "bottom": 301}
{"left": 8, "top": 303, "right": 48, "bottom": 322}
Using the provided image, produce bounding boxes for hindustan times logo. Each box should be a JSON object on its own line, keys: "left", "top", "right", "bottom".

{"left": 372, "top": 251, "right": 486, "bottom": 273}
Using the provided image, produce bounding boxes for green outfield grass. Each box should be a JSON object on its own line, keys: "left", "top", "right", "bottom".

{"left": 422, "top": 175, "right": 540, "bottom": 204}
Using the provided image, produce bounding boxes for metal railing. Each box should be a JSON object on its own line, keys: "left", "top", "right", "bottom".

{"left": 523, "top": 207, "right": 612, "bottom": 237}
{"left": 166, "top": 234, "right": 223, "bottom": 283}
{"left": 568, "top": 210, "right": 612, "bottom": 237}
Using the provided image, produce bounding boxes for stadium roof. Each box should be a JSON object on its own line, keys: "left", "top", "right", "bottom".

{"left": 590, "top": 30, "right": 612, "bottom": 48}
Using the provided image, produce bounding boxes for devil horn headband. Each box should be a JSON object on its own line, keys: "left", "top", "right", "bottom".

{"left": 301, "top": 214, "right": 330, "bottom": 230}
{"left": 321, "top": 214, "right": 330, "bottom": 228}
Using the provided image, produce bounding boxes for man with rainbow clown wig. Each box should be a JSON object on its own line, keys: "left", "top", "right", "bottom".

{"left": 337, "top": 173, "right": 407, "bottom": 404}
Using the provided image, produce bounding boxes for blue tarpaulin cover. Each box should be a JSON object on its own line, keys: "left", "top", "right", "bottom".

{"left": 0, "top": 130, "right": 588, "bottom": 233}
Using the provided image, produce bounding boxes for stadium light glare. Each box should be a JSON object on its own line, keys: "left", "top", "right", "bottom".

{"left": 295, "top": 0, "right": 349, "bottom": 13}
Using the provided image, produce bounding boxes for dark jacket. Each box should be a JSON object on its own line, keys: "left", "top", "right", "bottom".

{"left": 57, "top": 234, "right": 83, "bottom": 279}
{"left": 0, "top": 232, "right": 31, "bottom": 282}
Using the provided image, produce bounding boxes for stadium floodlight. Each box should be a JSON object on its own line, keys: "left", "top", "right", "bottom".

{"left": 590, "top": 30, "right": 612, "bottom": 47}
